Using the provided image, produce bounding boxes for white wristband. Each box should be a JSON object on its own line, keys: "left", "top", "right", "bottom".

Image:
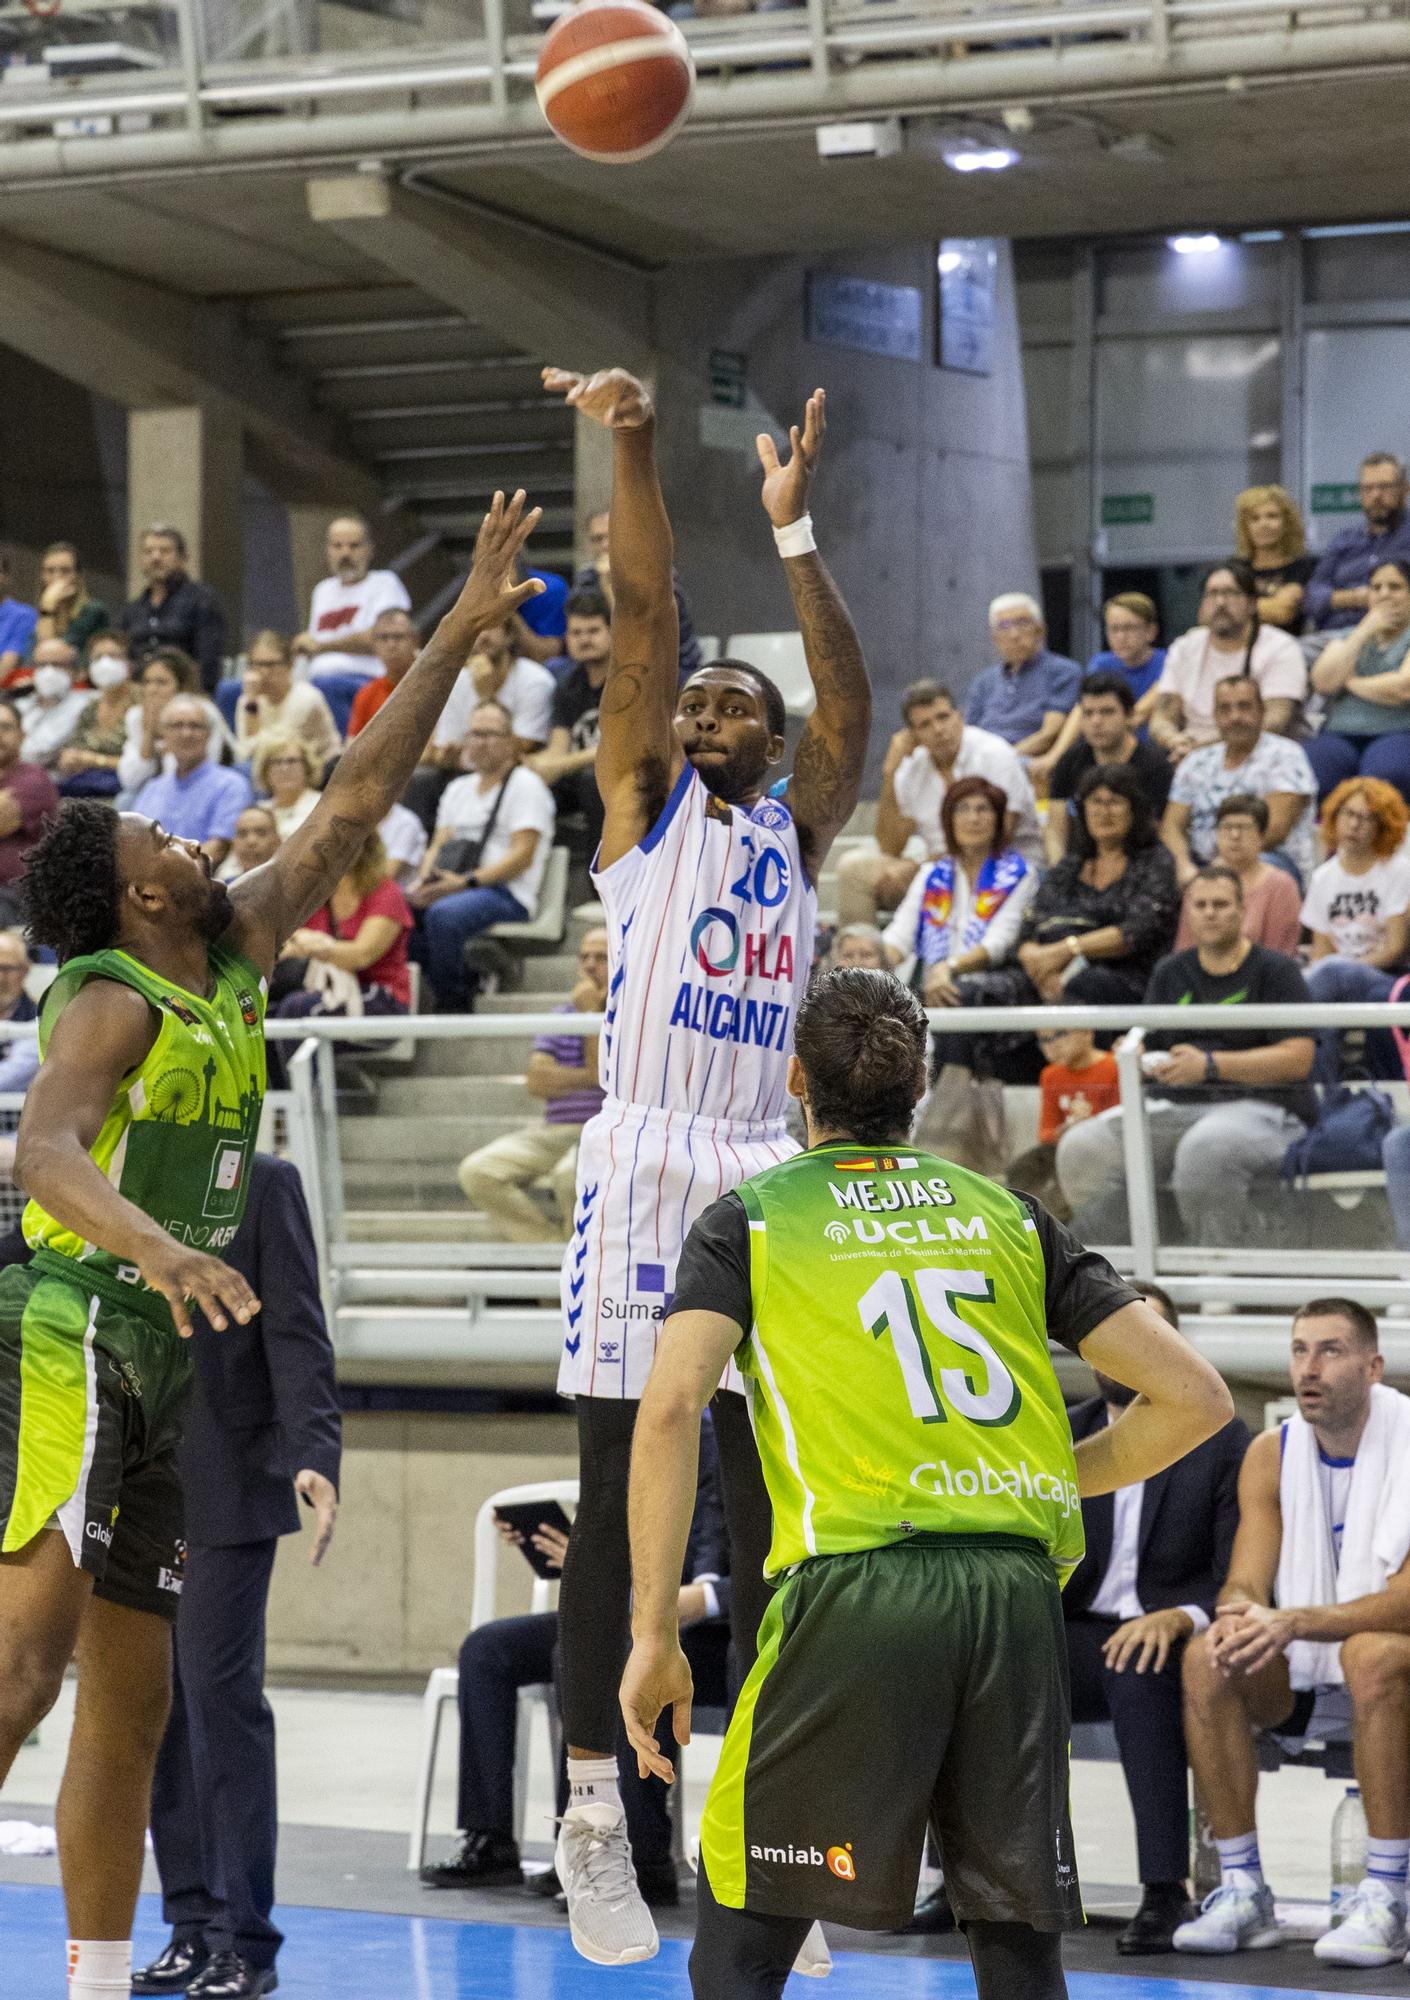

{"left": 773, "top": 513, "right": 816, "bottom": 559}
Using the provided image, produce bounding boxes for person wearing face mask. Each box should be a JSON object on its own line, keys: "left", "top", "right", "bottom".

{"left": 20, "top": 639, "right": 91, "bottom": 770}
{"left": 54, "top": 637, "right": 137, "bottom": 798}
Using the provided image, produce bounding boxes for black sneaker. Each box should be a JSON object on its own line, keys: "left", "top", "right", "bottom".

{"left": 420, "top": 1829, "right": 524, "bottom": 1889}
{"left": 635, "top": 1858, "right": 680, "bottom": 1907}
{"left": 131, "top": 1936, "right": 209, "bottom": 1995}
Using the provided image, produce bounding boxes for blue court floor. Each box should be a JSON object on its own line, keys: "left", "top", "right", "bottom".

{"left": 0, "top": 1886, "right": 1369, "bottom": 2000}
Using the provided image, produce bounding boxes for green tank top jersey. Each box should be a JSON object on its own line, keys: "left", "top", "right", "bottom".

{"left": 23, "top": 944, "right": 267, "bottom": 1317}
{"left": 734, "top": 1144, "right": 1085, "bottom": 1583}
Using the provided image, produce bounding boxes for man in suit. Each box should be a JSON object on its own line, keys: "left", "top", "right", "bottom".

{"left": 1065, "top": 1283, "right": 1250, "bottom": 1955}
{"left": 132, "top": 1154, "right": 342, "bottom": 2000}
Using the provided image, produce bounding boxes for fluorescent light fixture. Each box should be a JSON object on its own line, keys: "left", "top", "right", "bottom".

{"left": 1168, "top": 233, "right": 1223, "bottom": 255}
{"left": 945, "top": 144, "right": 1019, "bottom": 172}
{"left": 1303, "top": 220, "right": 1410, "bottom": 238}
{"left": 1240, "top": 229, "right": 1283, "bottom": 243}
{"left": 937, "top": 250, "right": 964, "bottom": 273}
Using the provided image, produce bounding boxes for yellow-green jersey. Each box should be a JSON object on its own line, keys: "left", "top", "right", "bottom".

{"left": 23, "top": 943, "right": 267, "bottom": 1321}
{"left": 670, "top": 1141, "right": 1139, "bottom": 1583}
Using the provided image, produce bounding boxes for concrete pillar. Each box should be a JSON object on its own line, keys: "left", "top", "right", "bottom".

{"left": 127, "top": 405, "right": 244, "bottom": 634}
{"left": 286, "top": 501, "right": 333, "bottom": 633}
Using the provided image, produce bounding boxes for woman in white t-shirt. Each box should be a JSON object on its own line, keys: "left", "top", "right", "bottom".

{"left": 408, "top": 697, "right": 556, "bottom": 1009}
{"left": 1304, "top": 776, "right": 1410, "bottom": 1080}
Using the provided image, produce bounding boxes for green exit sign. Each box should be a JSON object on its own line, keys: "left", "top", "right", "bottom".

{"left": 1101, "top": 493, "right": 1154, "bottom": 527}
{"left": 1312, "top": 482, "right": 1362, "bottom": 514}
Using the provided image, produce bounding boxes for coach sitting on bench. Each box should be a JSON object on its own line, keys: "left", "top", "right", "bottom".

{"left": 1175, "top": 1298, "right": 1410, "bottom": 1967}
{"left": 1064, "top": 1283, "right": 1250, "bottom": 1956}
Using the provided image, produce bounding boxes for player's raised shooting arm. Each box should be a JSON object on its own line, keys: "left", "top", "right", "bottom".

{"left": 1075, "top": 1301, "right": 1233, "bottom": 1495}
{"left": 764, "top": 393, "right": 871, "bottom": 882}
{"left": 13, "top": 982, "right": 259, "bottom": 1337}
{"left": 230, "top": 492, "right": 544, "bottom": 970}
{"left": 543, "top": 368, "right": 681, "bottom": 867}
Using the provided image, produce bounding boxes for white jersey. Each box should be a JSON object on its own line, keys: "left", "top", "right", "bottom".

{"left": 593, "top": 764, "right": 817, "bottom": 1127}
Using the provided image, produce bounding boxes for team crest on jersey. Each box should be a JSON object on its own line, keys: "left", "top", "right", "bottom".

{"left": 235, "top": 989, "right": 260, "bottom": 1027}
{"left": 750, "top": 797, "right": 792, "bottom": 833}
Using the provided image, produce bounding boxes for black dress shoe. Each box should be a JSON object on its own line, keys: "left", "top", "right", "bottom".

{"left": 1117, "top": 1885, "right": 1191, "bottom": 1956}
{"left": 131, "top": 1936, "right": 209, "bottom": 1995}
{"left": 420, "top": 1829, "right": 523, "bottom": 1889}
{"left": 900, "top": 1885, "right": 955, "bottom": 1935}
{"left": 635, "top": 1859, "right": 679, "bottom": 1907}
{"left": 523, "top": 1866, "right": 561, "bottom": 1898}
{"left": 185, "top": 1955, "right": 277, "bottom": 1999}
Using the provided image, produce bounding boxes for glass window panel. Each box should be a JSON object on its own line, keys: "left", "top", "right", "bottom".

{"left": 1022, "top": 342, "right": 1076, "bottom": 566}
{"left": 1095, "top": 335, "right": 1281, "bottom": 561}
{"left": 1305, "top": 228, "right": 1410, "bottom": 307}
{"left": 1304, "top": 327, "right": 1410, "bottom": 551}
{"left": 1098, "top": 240, "right": 1281, "bottom": 320}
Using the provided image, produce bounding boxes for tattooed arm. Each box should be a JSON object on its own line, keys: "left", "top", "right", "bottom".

{"left": 764, "top": 393, "right": 871, "bottom": 883}
{"left": 543, "top": 367, "right": 682, "bottom": 869}
{"left": 229, "top": 491, "right": 544, "bottom": 976}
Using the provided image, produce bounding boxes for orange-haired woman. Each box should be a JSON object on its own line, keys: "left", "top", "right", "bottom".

{"left": 1304, "top": 774, "right": 1410, "bottom": 1079}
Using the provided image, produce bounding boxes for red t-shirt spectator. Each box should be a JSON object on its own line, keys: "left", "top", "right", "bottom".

{"left": 1038, "top": 1052, "right": 1120, "bottom": 1147}
{"left": 347, "top": 677, "right": 394, "bottom": 738}
{"left": 0, "top": 759, "right": 59, "bottom": 884}
{"left": 305, "top": 878, "right": 413, "bottom": 1007}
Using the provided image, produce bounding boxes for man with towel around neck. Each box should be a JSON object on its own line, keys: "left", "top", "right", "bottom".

{"left": 1175, "top": 1297, "right": 1410, "bottom": 1966}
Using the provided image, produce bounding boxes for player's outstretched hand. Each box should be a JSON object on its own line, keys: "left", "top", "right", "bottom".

{"left": 757, "top": 387, "right": 825, "bottom": 528}
{"left": 620, "top": 1635, "right": 694, "bottom": 1784}
{"left": 542, "top": 366, "right": 653, "bottom": 431}
{"left": 439, "top": 490, "right": 544, "bottom": 652}
{"left": 138, "top": 1239, "right": 261, "bottom": 1339}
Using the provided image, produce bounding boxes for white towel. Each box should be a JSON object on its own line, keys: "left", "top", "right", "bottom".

{"left": 1277, "top": 1382, "right": 1410, "bottom": 1689}
{"left": 0, "top": 1820, "right": 56, "bottom": 1856}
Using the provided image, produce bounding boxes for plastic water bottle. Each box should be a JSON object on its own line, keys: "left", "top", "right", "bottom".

{"left": 1330, "top": 1785, "right": 1368, "bottom": 1923}
{"left": 1190, "top": 1803, "right": 1220, "bottom": 1900}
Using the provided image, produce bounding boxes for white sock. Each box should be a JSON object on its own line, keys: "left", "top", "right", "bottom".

{"left": 567, "top": 1756, "right": 621, "bottom": 1816}
{"left": 1365, "top": 1838, "right": 1410, "bottom": 1896}
{"left": 1215, "top": 1833, "right": 1263, "bottom": 1887}
{"left": 67, "top": 1940, "right": 132, "bottom": 1999}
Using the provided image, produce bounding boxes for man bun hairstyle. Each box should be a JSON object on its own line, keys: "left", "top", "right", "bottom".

{"left": 23, "top": 799, "right": 121, "bottom": 963}
{"left": 794, "top": 968, "right": 928, "bottom": 1145}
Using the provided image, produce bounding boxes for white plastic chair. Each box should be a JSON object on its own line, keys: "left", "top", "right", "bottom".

{"left": 724, "top": 631, "right": 814, "bottom": 718}
{"left": 407, "top": 1477, "right": 579, "bottom": 1871}
{"left": 487, "top": 845, "right": 569, "bottom": 948}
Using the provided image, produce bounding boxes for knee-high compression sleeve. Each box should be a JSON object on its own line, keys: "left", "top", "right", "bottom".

{"left": 966, "top": 1919, "right": 1068, "bottom": 2000}
{"left": 689, "top": 1856, "right": 811, "bottom": 2000}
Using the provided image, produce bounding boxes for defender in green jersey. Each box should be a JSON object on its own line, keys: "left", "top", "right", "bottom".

{"left": 0, "top": 491, "right": 546, "bottom": 1995}
{"left": 621, "top": 969, "right": 1234, "bottom": 2000}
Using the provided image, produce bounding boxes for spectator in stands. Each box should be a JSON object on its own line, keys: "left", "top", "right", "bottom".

{"left": 347, "top": 608, "right": 418, "bottom": 738}
{"left": 378, "top": 802, "right": 428, "bottom": 886}
{"left": 407, "top": 622, "right": 556, "bottom": 836}
{"left": 53, "top": 636, "right": 135, "bottom": 797}
{"left": 1174, "top": 796, "right": 1303, "bottom": 955}
{"left": 836, "top": 680, "right": 1041, "bottom": 927}
{"left": 234, "top": 632, "right": 340, "bottom": 772}
{"left": 118, "top": 523, "right": 227, "bottom": 691}
{"left": 34, "top": 541, "right": 108, "bottom": 658}
{"left": 0, "top": 554, "right": 37, "bottom": 683}
{"left": 1045, "top": 672, "right": 1174, "bottom": 863}
{"left": 528, "top": 585, "right": 610, "bottom": 861}
{"left": 420, "top": 1419, "right": 729, "bottom": 1902}
{"left": 964, "top": 592, "right": 1082, "bottom": 757}
{"left": 1006, "top": 1025, "right": 1121, "bottom": 1221}
{"left": 0, "top": 699, "right": 56, "bottom": 927}
{"left": 133, "top": 697, "right": 251, "bottom": 866}
{"left": 575, "top": 505, "right": 701, "bottom": 678}
{"left": 1030, "top": 595, "right": 1166, "bottom": 789}
{"left": 880, "top": 776, "right": 1036, "bottom": 1003}
{"left": 1141, "top": 563, "right": 1306, "bottom": 758}
{"left": 409, "top": 700, "right": 557, "bottom": 1011}
{"left": 116, "top": 647, "right": 217, "bottom": 800}
{"left": 967, "top": 764, "right": 1179, "bottom": 1011}
{"left": 1305, "top": 559, "right": 1410, "bottom": 801}
{"left": 1175, "top": 1300, "right": 1410, "bottom": 1967}
{"left": 1057, "top": 864, "right": 1315, "bottom": 1245}
{"left": 1304, "top": 453, "right": 1410, "bottom": 633}
{"left": 457, "top": 926, "right": 608, "bottom": 1241}
{"left": 1235, "top": 485, "right": 1315, "bottom": 633}
{"left": 0, "top": 929, "right": 40, "bottom": 1100}
{"left": 217, "top": 804, "right": 281, "bottom": 884}
{"left": 271, "top": 832, "right": 413, "bottom": 1047}
{"left": 829, "top": 924, "right": 888, "bottom": 970}
{"left": 19, "top": 638, "right": 88, "bottom": 770}
{"left": 294, "top": 515, "right": 411, "bottom": 723}
{"left": 253, "top": 736, "right": 322, "bottom": 841}
{"left": 1066, "top": 1284, "right": 1250, "bottom": 1957}
{"left": 1301, "top": 779, "right": 1410, "bottom": 1082}
{"left": 1160, "top": 676, "right": 1318, "bottom": 889}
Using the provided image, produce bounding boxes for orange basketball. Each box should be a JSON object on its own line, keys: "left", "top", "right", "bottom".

{"left": 535, "top": 0, "right": 695, "bottom": 165}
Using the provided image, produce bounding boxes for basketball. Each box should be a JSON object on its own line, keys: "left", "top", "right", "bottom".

{"left": 535, "top": 0, "right": 695, "bottom": 165}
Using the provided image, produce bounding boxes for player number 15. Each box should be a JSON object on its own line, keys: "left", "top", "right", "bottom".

{"left": 859, "top": 1268, "right": 1021, "bottom": 1427}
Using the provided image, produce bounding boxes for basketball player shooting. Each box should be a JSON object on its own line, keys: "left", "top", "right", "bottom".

{"left": 540, "top": 362, "right": 871, "bottom": 1967}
